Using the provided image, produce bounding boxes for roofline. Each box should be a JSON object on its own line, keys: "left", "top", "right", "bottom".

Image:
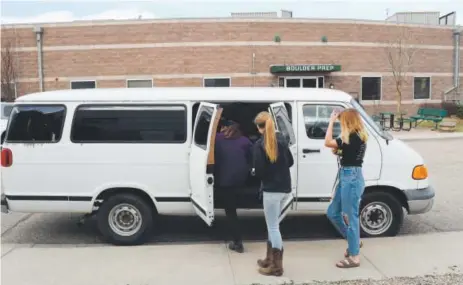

{"left": 1, "top": 16, "right": 456, "bottom": 30}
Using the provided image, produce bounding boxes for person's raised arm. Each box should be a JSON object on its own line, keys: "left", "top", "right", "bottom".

{"left": 325, "top": 110, "right": 339, "bottom": 149}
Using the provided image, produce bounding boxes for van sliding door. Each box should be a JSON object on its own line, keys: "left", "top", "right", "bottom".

{"left": 268, "top": 102, "right": 298, "bottom": 222}
{"left": 189, "top": 102, "right": 222, "bottom": 226}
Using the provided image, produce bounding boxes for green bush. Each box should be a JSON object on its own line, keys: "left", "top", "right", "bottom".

{"left": 456, "top": 105, "right": 463, "bottom": 119}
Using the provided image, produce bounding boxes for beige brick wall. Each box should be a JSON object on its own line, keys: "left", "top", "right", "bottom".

{"left": 1, "top": 21, "right": 454, "bottom": 48}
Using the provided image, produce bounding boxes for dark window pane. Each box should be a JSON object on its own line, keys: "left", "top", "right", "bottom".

{"left": 71, "top": 81, "right": 96, "bottom": 89}
{"left": 318, "top": 77, "right": 324, "bottom": 88}
{"left": 194, "top": 106, "right": 213, "bottom": 149}
{"left": 414, "top": 77, "right": 431, "bottom": 99}
{"left": 204, "top": 78, "right": 230, "bottom": 87}
{"left": 361, "top": 77, "right": 381, "bottom": 101}
{"left": 302, "top": 78, "right": 317, "bottom": 88}
{"left": 6, "top": 105, "right": 66, "bottom": 143}
{"left": 71, "top": 105, "right": 186, "bottom": 143}
{"left": 272, "top": 106, "right": 295, "bottom": 145}
{"left": 303, "top": 104, "right": 342, "bottom": 139}
{"left": 286, "top": 79, "right": 300, "bottom": 88}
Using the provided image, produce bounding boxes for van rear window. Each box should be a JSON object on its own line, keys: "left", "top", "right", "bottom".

{"left": 5, "top": 105, "right": 66, "bottom": 143}
{"left": 70, "top": 105, "right": 187, "bottom": 143}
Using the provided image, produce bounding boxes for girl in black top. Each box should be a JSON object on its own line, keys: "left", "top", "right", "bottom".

{"left": 253, "top": 111, "right": 293, "bottom": 277}
{"left": 324, "top": 108, "right": 368, "bottom": 269}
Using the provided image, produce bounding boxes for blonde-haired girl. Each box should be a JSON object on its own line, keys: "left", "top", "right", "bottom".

{"left": 253, "top": 111, "right": 293, "bottom": 277}
{"left": 324, "top": 108, "right": 368, "bottom": 269}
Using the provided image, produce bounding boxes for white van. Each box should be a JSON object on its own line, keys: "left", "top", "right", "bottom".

{"left": 0, "top": 88, "right": 435, "bottom": 245}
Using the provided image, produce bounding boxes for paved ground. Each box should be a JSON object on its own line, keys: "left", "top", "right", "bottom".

{"left": 2, "top": 232, "right": 463, "bottom": 285}
{"left": 1, "top": 138, "right": 463, "bottom": 245}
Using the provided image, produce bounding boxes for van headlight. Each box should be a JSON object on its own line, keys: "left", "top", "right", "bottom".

{"left": 412, "top": 165, "right": 428, "bottom": 180}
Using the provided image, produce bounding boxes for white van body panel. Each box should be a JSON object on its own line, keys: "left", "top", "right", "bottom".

{"left": 1, "top": 88, "right": 434, "bottom": 221}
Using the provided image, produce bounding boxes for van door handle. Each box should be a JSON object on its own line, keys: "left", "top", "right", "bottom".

{"left": 302, "top": 148, "right": 320, "bottom": 154}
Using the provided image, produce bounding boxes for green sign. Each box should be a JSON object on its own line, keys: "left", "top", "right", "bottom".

{"left": 270, "top": 64, "right": 341, "bottom": 73}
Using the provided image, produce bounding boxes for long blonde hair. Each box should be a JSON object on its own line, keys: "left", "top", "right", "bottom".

{"left": 339, "top": 108, "right": 368, "bottom": 144}
{"left": 254, "top": 111, "right": 278, "bottom": 163}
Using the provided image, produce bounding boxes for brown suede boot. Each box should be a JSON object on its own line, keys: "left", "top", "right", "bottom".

{"left": 258, "top": 248, "right": 283, "bottom": 276}
{"left": 257, "top": 241, "right": 272, "bottom": 268}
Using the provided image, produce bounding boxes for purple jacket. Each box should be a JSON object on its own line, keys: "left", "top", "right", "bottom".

{"left": 214, "top": 132, "right": 252, "bottom": 188}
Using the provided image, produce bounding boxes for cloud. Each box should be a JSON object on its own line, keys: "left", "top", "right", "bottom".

{"left": 1, "top": 9, "right": 156, "bottom": 24}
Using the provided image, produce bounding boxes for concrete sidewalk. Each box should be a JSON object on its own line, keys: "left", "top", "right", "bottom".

{"left": 391, "top": 129, "right": 463, "bottom": 141}
{"left": 2, "top": 231, "right": 463, "bottom": 285}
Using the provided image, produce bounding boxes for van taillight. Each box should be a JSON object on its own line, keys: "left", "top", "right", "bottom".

{"left": 1, "top": 148, "right": 12, "bottom": 167}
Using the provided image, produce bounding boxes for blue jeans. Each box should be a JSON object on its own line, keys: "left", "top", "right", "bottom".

{"left": 327, "top": 167, "right": 365, "bottom": 256}
{"left": 263, "top": 192, "right": 288, "bottom": 250}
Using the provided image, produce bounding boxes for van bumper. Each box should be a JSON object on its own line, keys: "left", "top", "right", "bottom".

{"left": 1, "top": 194, "right": 9, "bottom": 214}
{"left": 404, "top": 186, "right": 435, "bottom": 215}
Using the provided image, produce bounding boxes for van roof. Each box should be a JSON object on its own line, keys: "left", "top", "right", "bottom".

{"left": 15, "top": 88, "right": 353, "bottom": 103}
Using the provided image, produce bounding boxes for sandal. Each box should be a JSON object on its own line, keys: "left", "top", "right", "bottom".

{"left": 344, "top": 241, "right": 363, "bottom": 258}
{"left": 336, "top": 257, "right": 360, "bottom": 269}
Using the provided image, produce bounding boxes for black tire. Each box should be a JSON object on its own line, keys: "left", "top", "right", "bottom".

{"left": 97, "top": 193, "right": 154, "bottom": 246}
{"left": 360, "top": 191, "right": 404, "bottom": 238}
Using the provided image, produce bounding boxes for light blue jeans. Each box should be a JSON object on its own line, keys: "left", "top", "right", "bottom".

{"left": 263, "top": 192, "right": 288, "bottom": 250}
{"left": 327, "top": 167, "right": 365, "bottom": 256}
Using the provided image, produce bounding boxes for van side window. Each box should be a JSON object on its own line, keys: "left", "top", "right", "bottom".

{"left": 71, "top": 105, "right": 187, "bottom": 143}
{"left": 303, "top": 104, "right": 343, "bottom": 139}
{"left": 194, "top": 106, "right": 213, "bottom": 149}
{"left": 6, "top": 105, "right": 66, "bottom": 143}
{"left": 272, "top": 106, "right": 295, "bottom": 146}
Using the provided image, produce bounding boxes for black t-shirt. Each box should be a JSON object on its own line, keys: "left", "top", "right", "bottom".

{"left": 336, "top": 133, "right": 366, "bottom": 167}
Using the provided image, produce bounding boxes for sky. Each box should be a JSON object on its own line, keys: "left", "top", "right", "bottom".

{"left": 0, "top": 0, "right": 462, "bottom": 25}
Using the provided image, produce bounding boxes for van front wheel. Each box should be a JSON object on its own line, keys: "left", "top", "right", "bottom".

{"left": 97, "top": 193, "right": 153, "bottom": 245}
{"left": 359, "top": 191, "right": 403, "bottom": 238}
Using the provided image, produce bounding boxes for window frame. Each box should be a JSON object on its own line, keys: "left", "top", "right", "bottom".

{"left": 203, "top": 77, "right": 231, "bottom": 87}
{"left": 193, "top": 105, "right": 214, "bottom": 150}
{"left": 4, "top": 104, "right": 67, "bottom": 144}
{"left": 413, "top": 76, "right": 432, "bottom": 100}
{"left": 302, "top": 103, "right": 344, "bottom": 140}
{"left": 126, "top": 79, "right": 154, "bottom": 88}
{"left": 70, "top": 80, "right": 97, "bottom": 90}
{"left": 360, "top": 76, "right": 382, "bottom": 101}
{"left": 70, "top": 104, "right": 188, "bottom": 144}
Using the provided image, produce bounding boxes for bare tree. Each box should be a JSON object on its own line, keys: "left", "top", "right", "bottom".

{"left": 1, "top": 35, "right": 19, "bottom": 102}
{"left": 385, "top": 26, "right": 417, "bottom": 114}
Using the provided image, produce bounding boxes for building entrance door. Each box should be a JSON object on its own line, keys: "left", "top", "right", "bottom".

{"left": 282, "top": 76, "right": 324, "bottom": 88}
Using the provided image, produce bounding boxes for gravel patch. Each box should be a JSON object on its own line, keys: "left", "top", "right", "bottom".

{"left": 250, "top": 273, "right": 463, "bottom": 285}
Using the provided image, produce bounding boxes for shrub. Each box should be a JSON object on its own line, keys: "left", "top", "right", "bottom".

{"left": 456, "top": 105, "right": 463, "bottom": 119}
{"left": 441, "top": 102, "right": 460, "bottom": 116}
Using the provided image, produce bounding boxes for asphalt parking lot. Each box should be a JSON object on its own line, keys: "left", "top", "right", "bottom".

{"left": 2, "top": 139, "right": 462, "bottom": 246}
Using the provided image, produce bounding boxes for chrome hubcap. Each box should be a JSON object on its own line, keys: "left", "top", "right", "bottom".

{"left": 108, "top": 203, "right": 142, "bottom": 237}
{"left": 360, "top": 202, "right": 393, "bottom": 236}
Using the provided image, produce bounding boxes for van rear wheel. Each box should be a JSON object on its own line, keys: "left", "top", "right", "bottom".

{"left": 359, "top": 191, "right": 403, "bottom": 238}
{"left": 97, "top": 193, "right": 154, "bottom": 245}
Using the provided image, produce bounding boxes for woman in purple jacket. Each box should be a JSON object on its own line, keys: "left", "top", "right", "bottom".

{"left": 214, "top": 119, "right": 252, "bottom": 253}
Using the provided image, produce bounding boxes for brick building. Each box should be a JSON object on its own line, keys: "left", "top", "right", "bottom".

{"left": 1, "top": 11, "right": 461, "bottom": 114}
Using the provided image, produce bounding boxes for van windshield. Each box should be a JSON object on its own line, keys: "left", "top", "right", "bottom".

{"left": 350, "top": 99, "right": 393, "bottom": 141}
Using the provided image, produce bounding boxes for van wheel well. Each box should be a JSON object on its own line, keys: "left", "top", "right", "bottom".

{"left": 364, "top": 186, "right": 409, "bottom": 213}
{"left": 95, "top": 187, "right": 157, "bottom": 215}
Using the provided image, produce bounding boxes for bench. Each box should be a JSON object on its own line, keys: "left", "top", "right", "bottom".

{"left": 439, "top": 121, "right": 457, "bottom": 132}
{"left": 410, "top": 108, "right": 448, "bottom": 129}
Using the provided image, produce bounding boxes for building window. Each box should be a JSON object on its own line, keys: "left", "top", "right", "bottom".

{"left": 71, "top": 81, "right": 96, "bottom": 89}
{"left": 203, "top": 78, "right": 231, "bottom": 87}
{"left": 361, "top": 77, "right": 381, "bottom": 101}
{"left": 5, "top": 105, "right": 66, "bottom": 143}
{"left": 414, "top": 77, "right": 431, "bottom": 99}
{"left": 302, "top": 104, "right": 343, "bottom": 139}
{"left": 127, "top": 79, "right": 153, "bottom": 88}
{"left": 71, "top": 105, "right": 187, "bottom": 143}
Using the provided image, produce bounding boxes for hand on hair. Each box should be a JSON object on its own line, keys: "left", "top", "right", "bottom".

{"left": 330, "top": 110, "right": 339, "bottom": 122}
